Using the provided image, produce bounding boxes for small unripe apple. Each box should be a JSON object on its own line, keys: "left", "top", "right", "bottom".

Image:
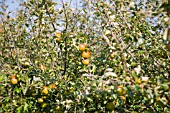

{"left": 38, "top": 98, "right": 44, "bottom": 103}
{"left": 11, "top": 75, "right": 16, "bottom": 79}
{"left": 56, "top": 37, "right": 61, "bottom": 43}
{"left": 56, "top": 32, "right": 61, "bottom": 38}
{"left": 55, "top": 32, "right": 61, "bottom": 43}
{"left": 136, "top": 78, "right": 142, "bottom": 84}
{"left": 82, "top": 59, "right": 89, "bottom": 65}
{"left": 10, "top": 75, "right": 18, "bottom": 84}
{"left": 78, "top": 43, "right": 86, "bottom": 51}
{"left": 156, "top": 96, "right": 168, "bottom": 107}
{"left": 49, "top": 83, "right": 56, "bottom": 90}
{"left": 82, "top": 51, "right": 91, "bottom": 58}
{"left": 40, "top": 64, "right": 46, "bottom": 71}
{"left": 43, "top": 96, "right": 47, "bottom": 99}
{"left": 41, "top": 103, "right": 47, "bottom": 108}
{"left": 162, "top": 96, "right": 168, "bottom": 105}
{"left": 117, "top": 85, "right": 126, "bottom": 95}
{"left": 22, "top": 62, "right": 30, "bottom": 68}
{"left": 120, "top": 96, "right": 126, "bottom": 103}
{"left": 41, "top": 86, "right": 49, "bottom": 95}
{"left": 111, "top": 52, "right": 117, "bottom": 58}
{"left": 11, "top": 78, "right": 18, "bottom": 84}
{"left": 106, "top": 102, "right": 115, "bottom": 110}
{"left": 55, "top": 105, "right": 61, "bottom": 111}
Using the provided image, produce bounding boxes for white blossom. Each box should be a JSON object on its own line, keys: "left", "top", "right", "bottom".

{"left": 109, "top": 15, "right": 116, "bottom": 22}
{"left": 141, "top": 76, "right": 149, "bottom": 82}
{"left": 104, "top": 72, "right": 117, "bottom": 77}
{"left": 134, "top": 65, "right": 141, "bottom": 75}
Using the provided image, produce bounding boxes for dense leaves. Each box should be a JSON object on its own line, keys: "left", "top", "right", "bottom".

{"left": 0, "top": 0, "right": 170, "bottom": 112}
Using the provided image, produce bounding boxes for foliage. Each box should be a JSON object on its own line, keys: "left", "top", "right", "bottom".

{"left": 0, "top": 0, "right": 170, "bottom": 112}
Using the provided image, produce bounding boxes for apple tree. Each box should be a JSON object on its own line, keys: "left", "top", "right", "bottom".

{"left": 0, "top": 0, "right": 169, "bottom": 112}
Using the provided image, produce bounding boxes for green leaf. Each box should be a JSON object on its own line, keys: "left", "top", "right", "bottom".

{"left": 24, "top": 102, "right": 28, "bottom": 112}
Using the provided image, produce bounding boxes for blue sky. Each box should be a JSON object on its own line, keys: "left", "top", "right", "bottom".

{"left": 5, "top": 0, "right": 20, "bottom": 11}
{"left": 4, "top": 0, "right": 19, "bottom": 16}
{"left": 4, "top": 0, "right": 81, "bottom": 15}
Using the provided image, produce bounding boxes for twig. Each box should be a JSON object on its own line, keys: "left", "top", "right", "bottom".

{"left": 112, "top": 2, "right": 131, "bottom": 30}
{"left": 61, "top": 0, "right": 68, "bottom": 75}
